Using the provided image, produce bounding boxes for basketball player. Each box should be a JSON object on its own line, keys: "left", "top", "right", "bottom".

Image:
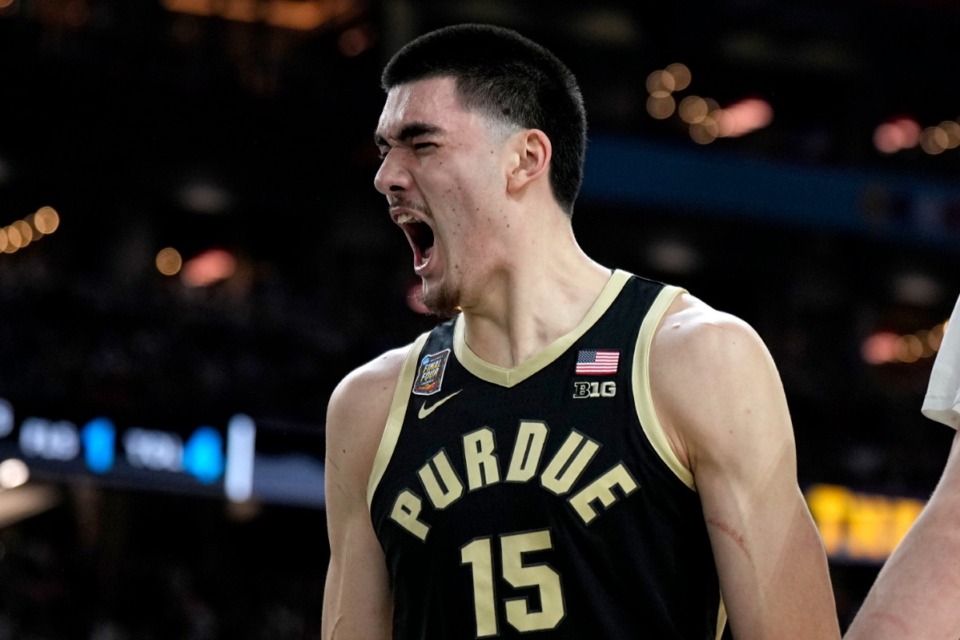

{"left": 845, "top": 295, "right": 960, "bottom": 639}
{"left": 322, "top": 24, "right": 840, "bottom": 639}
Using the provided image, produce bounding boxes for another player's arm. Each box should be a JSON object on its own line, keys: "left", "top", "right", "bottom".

{"left": 650, "top": 295, "right": 841, "bottom": 640}
{"left": 322, "top": 347, "right": 408, "bottom": 640}
{"left": 844, "top": 427, "right": 960, "bottom": 639}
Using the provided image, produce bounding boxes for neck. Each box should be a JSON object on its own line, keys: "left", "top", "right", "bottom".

{"left": 458, "top": 220, "right": 611, "bottom": 368}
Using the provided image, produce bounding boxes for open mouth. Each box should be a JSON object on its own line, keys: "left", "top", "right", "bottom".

{"left": 403, "top": 219, "right": 435, "bottom": 265}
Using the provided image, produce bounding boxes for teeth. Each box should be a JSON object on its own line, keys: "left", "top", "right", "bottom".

{"left": 396, "top": 212, "right": 416, "bottom": 224}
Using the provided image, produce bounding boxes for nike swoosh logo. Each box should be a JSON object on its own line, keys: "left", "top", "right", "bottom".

{"left": 418, "top": 390, "right": 462, "bottom": 420}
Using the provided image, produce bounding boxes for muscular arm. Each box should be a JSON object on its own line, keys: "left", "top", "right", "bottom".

{"left": 844, "top": 427, "right": 960, "bottom": 640}
{"left": 651, "top": 296, "right": 840, "bottom": 640}
{"left": 322, "top": 348, "right": 409, "bottom": 640}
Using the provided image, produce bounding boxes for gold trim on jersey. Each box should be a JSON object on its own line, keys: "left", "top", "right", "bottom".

{"left": 631, "top": 285, "right": 696, "bottom": 490}
{"left": 715, "top": 596, "right": 728, "bottom": 640}
{"left": 453, "top": 270, "right": 633, "bottom": 388}
{"left": 367, "top": 332, "right": 432, "bottom": 508}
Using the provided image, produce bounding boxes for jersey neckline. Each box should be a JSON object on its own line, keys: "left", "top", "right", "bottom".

{"left": 452, "top": 269, "right": 632, "bottom": 388}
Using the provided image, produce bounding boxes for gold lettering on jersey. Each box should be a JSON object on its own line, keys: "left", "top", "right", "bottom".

{"left": 463, "top": 427, "right": 501, "bottom": 490}
{"left": 540, "top": 430, "right": 600, "bottom": 496}
{"left": 387, "top": 422, "right": 637, "bottom": 541}
{"left": 418, "top": 450, "right": 464, "bottom": 509}
{"left": 505, "top": 421, "right": 548, "bottom": 482}
{"left": 390, "top": 489, "right": 430, "bottom": 540}
{"left": 501, "top": 530, "right": 566, "bottom": 631}
{"left": 569, "top": 463, "right": 639, "bottom": 525}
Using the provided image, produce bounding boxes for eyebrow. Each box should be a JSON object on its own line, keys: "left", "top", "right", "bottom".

{"left": 374, "top": 122, "right": 443, "bottom": 148}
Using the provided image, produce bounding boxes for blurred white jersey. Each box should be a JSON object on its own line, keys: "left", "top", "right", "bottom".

{"left": 922, "top": 294, "right": 960, "bottom": 429}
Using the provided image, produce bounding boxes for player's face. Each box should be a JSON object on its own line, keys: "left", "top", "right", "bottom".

{"left": 374, "top": 76, "right": 511, "bottom": 317}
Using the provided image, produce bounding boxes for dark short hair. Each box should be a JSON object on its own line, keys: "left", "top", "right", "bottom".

{"left": 381, "top": 24, "right": 587, "bottom": 216}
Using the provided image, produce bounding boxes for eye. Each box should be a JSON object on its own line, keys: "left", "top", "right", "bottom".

{"left": 413, "top": 142, "right": 436, "bottom": 152}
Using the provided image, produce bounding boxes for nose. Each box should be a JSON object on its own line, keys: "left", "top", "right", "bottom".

{"left": 374, "top": 149, "right": 410, "bottom": 196}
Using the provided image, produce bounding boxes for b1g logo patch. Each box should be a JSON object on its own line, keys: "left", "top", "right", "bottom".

{"left": 573, "top": 380, "right": 617, "bottom": 399}
{"left": 413, "top": 349, "right": 451, "bottom": 396}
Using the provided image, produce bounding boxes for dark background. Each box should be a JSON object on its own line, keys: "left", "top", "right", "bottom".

{"left": 1, "top": 0, "right": 959, "bottom": 637}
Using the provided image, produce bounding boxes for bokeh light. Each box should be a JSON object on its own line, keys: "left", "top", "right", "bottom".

{"left": 181, "top": 248, "right": 237, "bottom": 287}
{"left": 0, "top": 458, "right": 29, "bottom": 490}
{"left": 664, "top": 63, "right": 691, "bottom": 91}
{"left": 156, "top": 247, "right": 184, "bottom": 276}
{"left": 33, "top": 206, "right": 60, "bottom": 234}
{"left": 646, "top": 93, "right": 676, "bottom": 120}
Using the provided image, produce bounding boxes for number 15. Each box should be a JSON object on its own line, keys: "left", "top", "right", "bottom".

{"left": 460, "top": 529, "right": 566, "bottom": 637}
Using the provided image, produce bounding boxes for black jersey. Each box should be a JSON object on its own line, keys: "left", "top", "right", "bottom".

{"left": 368, "top": 270, "right": 725, "bottom": 639}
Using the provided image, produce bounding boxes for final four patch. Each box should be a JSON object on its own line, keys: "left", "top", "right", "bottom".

{"left": 412, "top": 349, "right": 451, "bottom": 396}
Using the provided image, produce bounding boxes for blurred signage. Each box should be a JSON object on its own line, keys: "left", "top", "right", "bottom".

{"left": 583, "top": 135, "right": 960, "bottom": 250}
{"left": 0, "top": 397, "right": 325, "bottom": 508}
{"left": 806, "top": 483, "right": 925, "bottom": 563}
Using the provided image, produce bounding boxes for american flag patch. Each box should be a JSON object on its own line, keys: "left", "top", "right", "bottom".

{"left": 575, "top": 349, "right": 620, "bottom": 375}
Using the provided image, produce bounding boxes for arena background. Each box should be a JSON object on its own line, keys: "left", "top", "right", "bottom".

{"left": 1, "top": 0, "right": 959, "bottom": 637}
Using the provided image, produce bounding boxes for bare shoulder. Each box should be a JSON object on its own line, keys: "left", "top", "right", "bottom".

{"left": 649, "top": 293, "right": 792, "bottom": 470}
{"left": 322, "top": 347, "right": 410, "bottom": 640}
{"left": 326, "top": 344, "right": 413, "bottom": 487}
{"left": 328, "top": 345, "right": 411, "bottom": 428}
{"left": 653, "top": 292, "right": 767, "bottom": 365}
{"left": 651, "top": 292, "right": 778, "bottom": 399}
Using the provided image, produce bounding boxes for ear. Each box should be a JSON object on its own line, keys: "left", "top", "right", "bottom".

{"left": 506, "top": 129, "right": 552, "bottom": 195}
